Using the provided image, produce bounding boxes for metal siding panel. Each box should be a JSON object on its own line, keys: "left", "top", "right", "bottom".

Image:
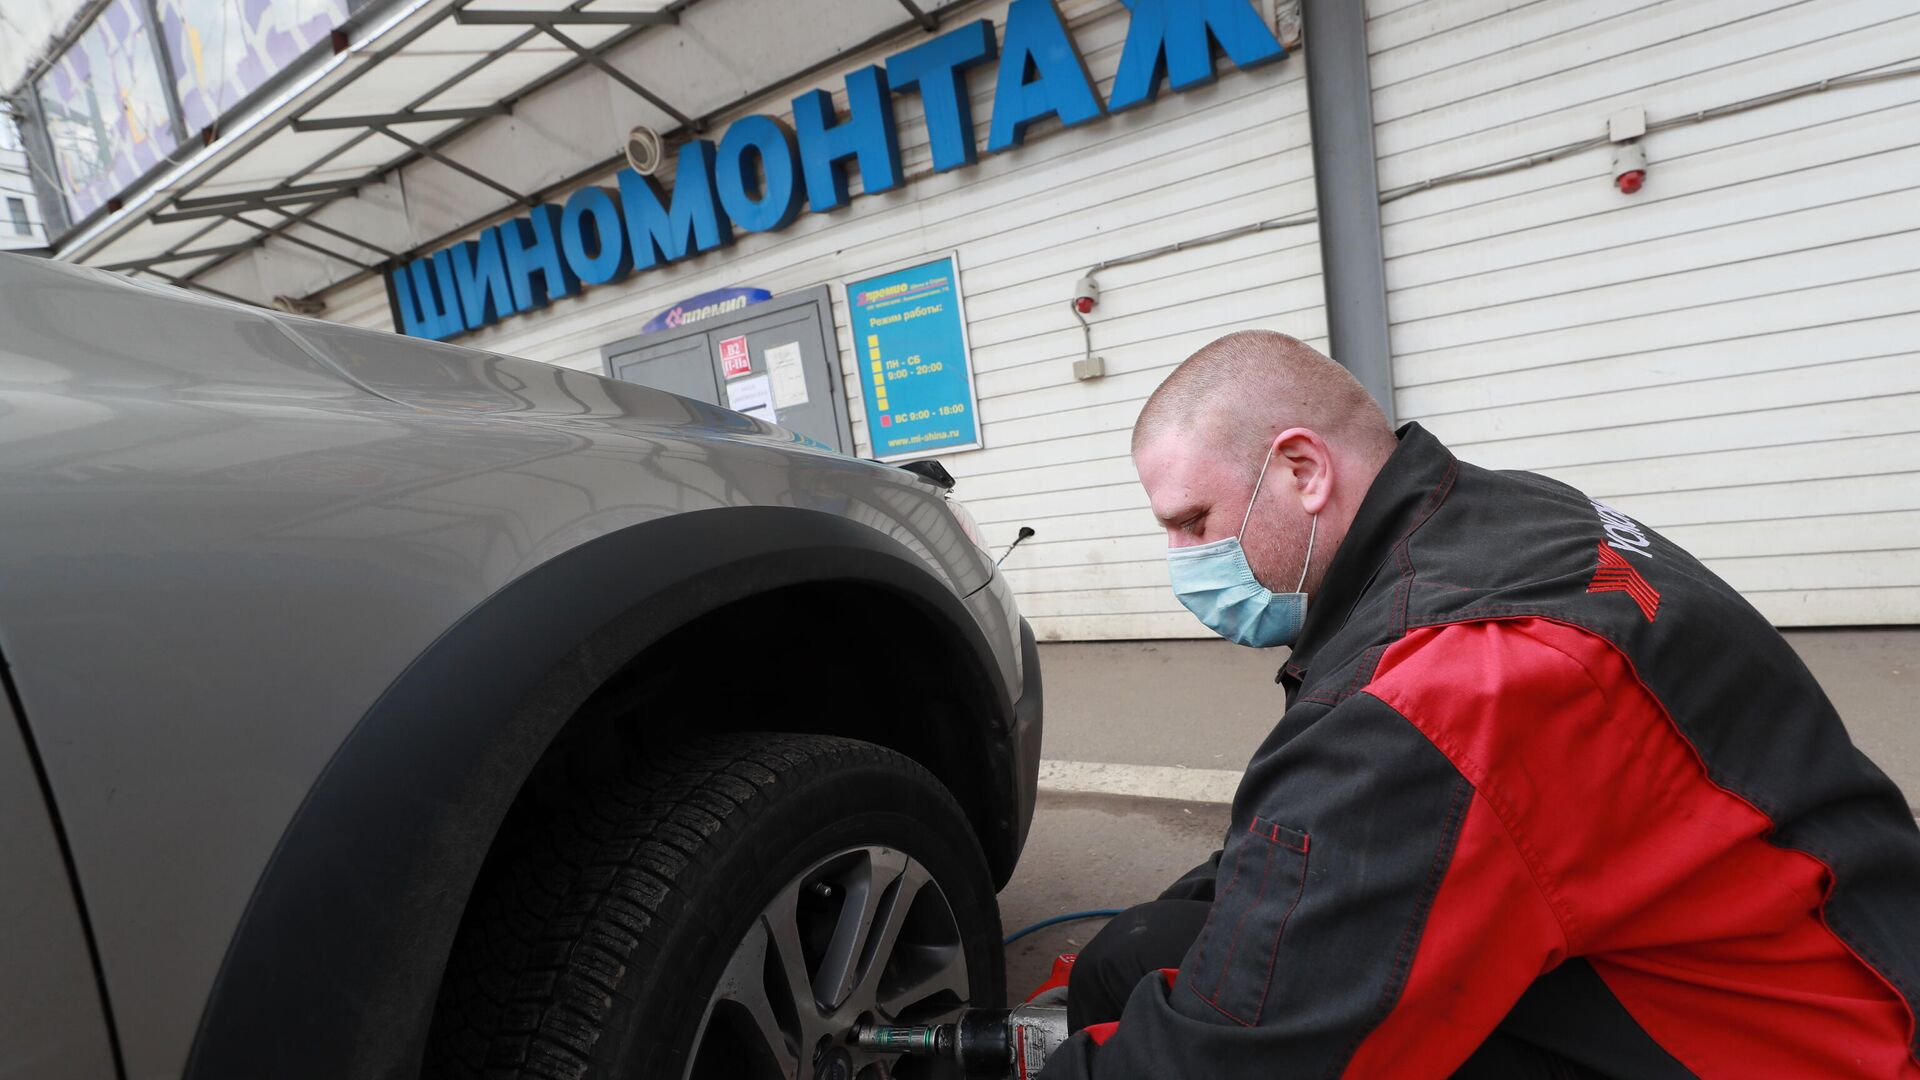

{"left": 1382, "top": 100, "right": 1920, "bottom": 264}
{"left": 972, "top": 262, "right": 1323, "bottom": 355}
{"left": 1392, "top": 228, "right": 1920, "bottom": 355}
{"left": 1371, "top": 0, "right": 1811, "bottom": 123}
{"left": 1749, "top": 587, "right": 1920, "bottom": 626}
{"left": 1007, "top": 532, "right": 1168, "bottom": 569}
{"left": 1594, "top": 471, "right": 1920, "bottom": 530}
{"left": 1714, "top": 550, "right": 1920, "bottom": 595}
{"left": 1369, "top": 0, "right": 1671, "bottom": 86}
{"left": 1659, "top": 508, "right": 1920, "bottom": 561}
{"left": 1017, "top": 583, "right": 1190, "bottom": 618}
{"left": 1031, "top": 610, "right": 1209, "bottom": 641}
{"left": 1552, "top": 430, "right": 1920, "bottom": 501}
{"left": 1416, "top": 353, "right": 1920, "bottom": 445}
{"left": 1374, "top": 9, "right": 1920, "bottom": 187}
{"left": 1392, "top": 269, "right": 1920, "bottom": 387}
{"left": 1375, "top": 1, "right": 1920, "bottom": 623}
{"left": 1388, "top": 183, "right": 1920, "bottom": 325}
{"left": 1443, "top": 395, "right": 1920, "bottom": 473}
{"left": 1004, "top": 558, "right": 1167, "bottom": 595}
{"left": 1399, "top": 312, "right": 1920, "bottom": 417}
{"left": 974, "top": 479, "right": 1148, "bottom": 527}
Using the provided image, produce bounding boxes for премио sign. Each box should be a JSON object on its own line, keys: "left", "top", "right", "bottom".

{"left": 640, "top": 286, "right": 771, "bottom": 333}
{"left": 387, "top": 0, "right": 1286, "bottom": 340}
{"left": 847, "top": 255, "right": 980, "bottom": 460}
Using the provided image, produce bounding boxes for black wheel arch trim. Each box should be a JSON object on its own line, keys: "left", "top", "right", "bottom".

{"left": 183, "top": 505, "right": 1018, "bottom": 1080}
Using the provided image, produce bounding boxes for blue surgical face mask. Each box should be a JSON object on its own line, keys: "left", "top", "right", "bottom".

{"left": 1165, "top": 443, "right": 1317, "bottom": 648}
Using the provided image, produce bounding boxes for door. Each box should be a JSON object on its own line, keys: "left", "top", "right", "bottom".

{"left": 605, "top": 331, "right": 719, "bottom": 407}
{"left": 0, "top": 686, "right": 117, "bottom": 1078}
{"left": 601, "top": 286, "right": 852, "bottom": 454}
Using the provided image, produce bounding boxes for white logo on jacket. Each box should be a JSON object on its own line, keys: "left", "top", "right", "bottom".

{"left": 1591, "top": 500, "right": 1654, "bottom": 560}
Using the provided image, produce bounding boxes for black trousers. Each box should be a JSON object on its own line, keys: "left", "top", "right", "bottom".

{"left": 1066, "top": 897, "right": 1616, "bottom": 1080}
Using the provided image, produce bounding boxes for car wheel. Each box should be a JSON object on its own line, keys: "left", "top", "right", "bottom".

{"left": 428, "top": 732, "right": 1005, "bottom": 1080}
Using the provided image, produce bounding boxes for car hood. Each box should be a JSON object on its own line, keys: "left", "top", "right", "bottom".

{"left": 0, "top": 256, "right": 824, "bottom": 460}
{"left": 276, "top": 310, "right": 831, "bottom": 453}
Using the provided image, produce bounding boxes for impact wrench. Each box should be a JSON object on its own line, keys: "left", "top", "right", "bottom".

{"left": 854, "top": 1005, "right": 1071, "bottom": 1080}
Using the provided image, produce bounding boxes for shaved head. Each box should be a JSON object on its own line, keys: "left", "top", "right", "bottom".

{"left": 1133, "top": 331, "right": 1395, "bottom": 464}
{"left": 1132, "top": 331, "right": 1400, "bottom": 609}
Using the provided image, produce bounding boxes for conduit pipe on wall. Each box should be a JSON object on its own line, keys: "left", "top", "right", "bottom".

{"left": 1068, "top": 57, "right": 1920, "bottom": 396}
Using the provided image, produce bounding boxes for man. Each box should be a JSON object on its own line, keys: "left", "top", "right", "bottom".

{"left": 1039, "top": 331, "right": 1920, "bottom": 1078}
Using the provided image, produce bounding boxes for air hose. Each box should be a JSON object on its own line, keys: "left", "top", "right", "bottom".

{"left": 1003, "top": 908, "right": 1123, "bottom": 945}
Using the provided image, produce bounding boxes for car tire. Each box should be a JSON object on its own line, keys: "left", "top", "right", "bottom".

{"left": 427, "top": 732, "right": 1005, "bottom": 1080}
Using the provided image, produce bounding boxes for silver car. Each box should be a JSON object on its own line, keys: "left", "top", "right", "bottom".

{"left": 0, "top": 255, "right": 1041, "bottom": 1080}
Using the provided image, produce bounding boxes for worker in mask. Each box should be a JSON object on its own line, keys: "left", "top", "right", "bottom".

{"left": 1039, "top": 330, "right": 1920, "bottom": 1079}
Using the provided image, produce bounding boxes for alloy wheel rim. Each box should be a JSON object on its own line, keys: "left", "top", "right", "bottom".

{"left": 682, "top": 844, "right": 972, "bottom": 1080}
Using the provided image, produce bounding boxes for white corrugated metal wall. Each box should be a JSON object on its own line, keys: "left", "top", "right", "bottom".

{"left": 1369, "top": 0, "right": 1920, "bottom": 626}
{"left": 326, "top": 0, "right": 1321, "bottom": 642}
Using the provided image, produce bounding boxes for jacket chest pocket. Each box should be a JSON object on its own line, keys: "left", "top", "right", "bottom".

{"left": 1183, "top": 815, "right": 1311, "bottom": 1026}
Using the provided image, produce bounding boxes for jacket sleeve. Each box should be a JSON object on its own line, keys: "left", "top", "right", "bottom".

{"left": 1040, "top": 642, "right": 1572, "bottom": 1079}
{"left": 1156, "top": 851, "right": 1223, "bottom": 902}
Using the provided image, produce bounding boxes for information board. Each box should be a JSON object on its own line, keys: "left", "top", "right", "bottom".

{"left": 845, "top": 255, "right": 982, "bottom": 461}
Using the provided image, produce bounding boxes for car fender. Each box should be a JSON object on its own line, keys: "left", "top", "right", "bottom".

{"left": 183, "top": 505, "right": 1013, "bottom": 1080}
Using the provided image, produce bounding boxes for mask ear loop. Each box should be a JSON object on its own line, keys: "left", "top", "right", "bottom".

{"left": 1294, "top": 513, "right": 1317, "bottom": 594}
{"left": 1239, "top": 441, "right": 1279, "bottom": 537}
{"left": 1240, "top": 438, "right": 1318, "bottom": 594}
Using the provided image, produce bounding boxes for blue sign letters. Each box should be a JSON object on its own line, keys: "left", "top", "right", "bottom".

{"left": 560, "top": 186, "right": 632, "bottom": 286}
{"left": 393, "top": 253, "right": 460, "bottom": 339}
{"left": 885, "top": 20, "right": 998, "bottom": 173}
{"left": 1108, "top": 0, "right": 1285, "bottom": 111}
{"left": 388, "top": 0, "right": 1285, "bottom": 340}
{"left": 988, "top": 0, "right": 1106, "bottom": 152}
{"left": 793, "top": 65, "right": 904, "bottom": 212}
{"left": 498, "top": 204, "right": 578, "bottom": 311}
{"left": 622, "top": 141, "right": 731, "bottom": 272}
{"left": 448, "top": 234, "right": 514, "bottom": 328}
{"left": 716, "top": 115, "right": 803, "bottom": 232}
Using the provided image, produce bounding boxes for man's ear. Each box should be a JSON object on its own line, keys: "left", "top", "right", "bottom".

{"left": 1273, "top": 428, "right": 1334, "bottom": 515}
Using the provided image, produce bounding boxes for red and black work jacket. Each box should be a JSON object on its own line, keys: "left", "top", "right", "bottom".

{"left": 1043, "top": 422, "right": 1920, "bottom": 1078}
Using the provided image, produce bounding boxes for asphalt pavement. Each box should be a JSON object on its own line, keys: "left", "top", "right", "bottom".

{"left": 998, "top": 628, "right": 1917, "bottom": 998}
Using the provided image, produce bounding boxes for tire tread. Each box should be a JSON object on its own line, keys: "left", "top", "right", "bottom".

{"left": 427, "top": 734, "right": 956, "bottom": 1080}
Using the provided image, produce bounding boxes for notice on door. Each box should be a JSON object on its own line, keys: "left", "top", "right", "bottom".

{"left": 764, "top": 341, "right": 810, "bottom": 408}
{"left": 726, "top": 373, "right": 776, "bottom": 423}
{"left": 844, "top": 254, "right": 982, "bottom": 461}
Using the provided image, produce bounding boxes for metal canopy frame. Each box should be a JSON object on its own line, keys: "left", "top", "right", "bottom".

{"left": 451, "top": 9, "right": 678, "bottom": 25}
{"left": 95, "top": 0, "right": 956, "bottom": 309}
{"left": 124, "top": 0, "right": 707, "bottom": 300}
{"left": 288, "top": 105, "right": 507, "bottom": 131}
{"left": 895, "top": 0, "right": 938, "bottom": 32}
{"left": 149, "top": 192, "right": 360, "bottom": 224}
{"left": 172, "top": 177, "right": 368, "bottom": 208}
{"left": 537, "top": 24, "right": 699, "bottom": 130}
{"left": 228, "top": 213, "right": 381, "bottom": 271}
{"left": 375, "top": 124, "right": 533, "bottom": 206}
{"left": 104, "top": 240, "right": 261, "bottom": 272}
